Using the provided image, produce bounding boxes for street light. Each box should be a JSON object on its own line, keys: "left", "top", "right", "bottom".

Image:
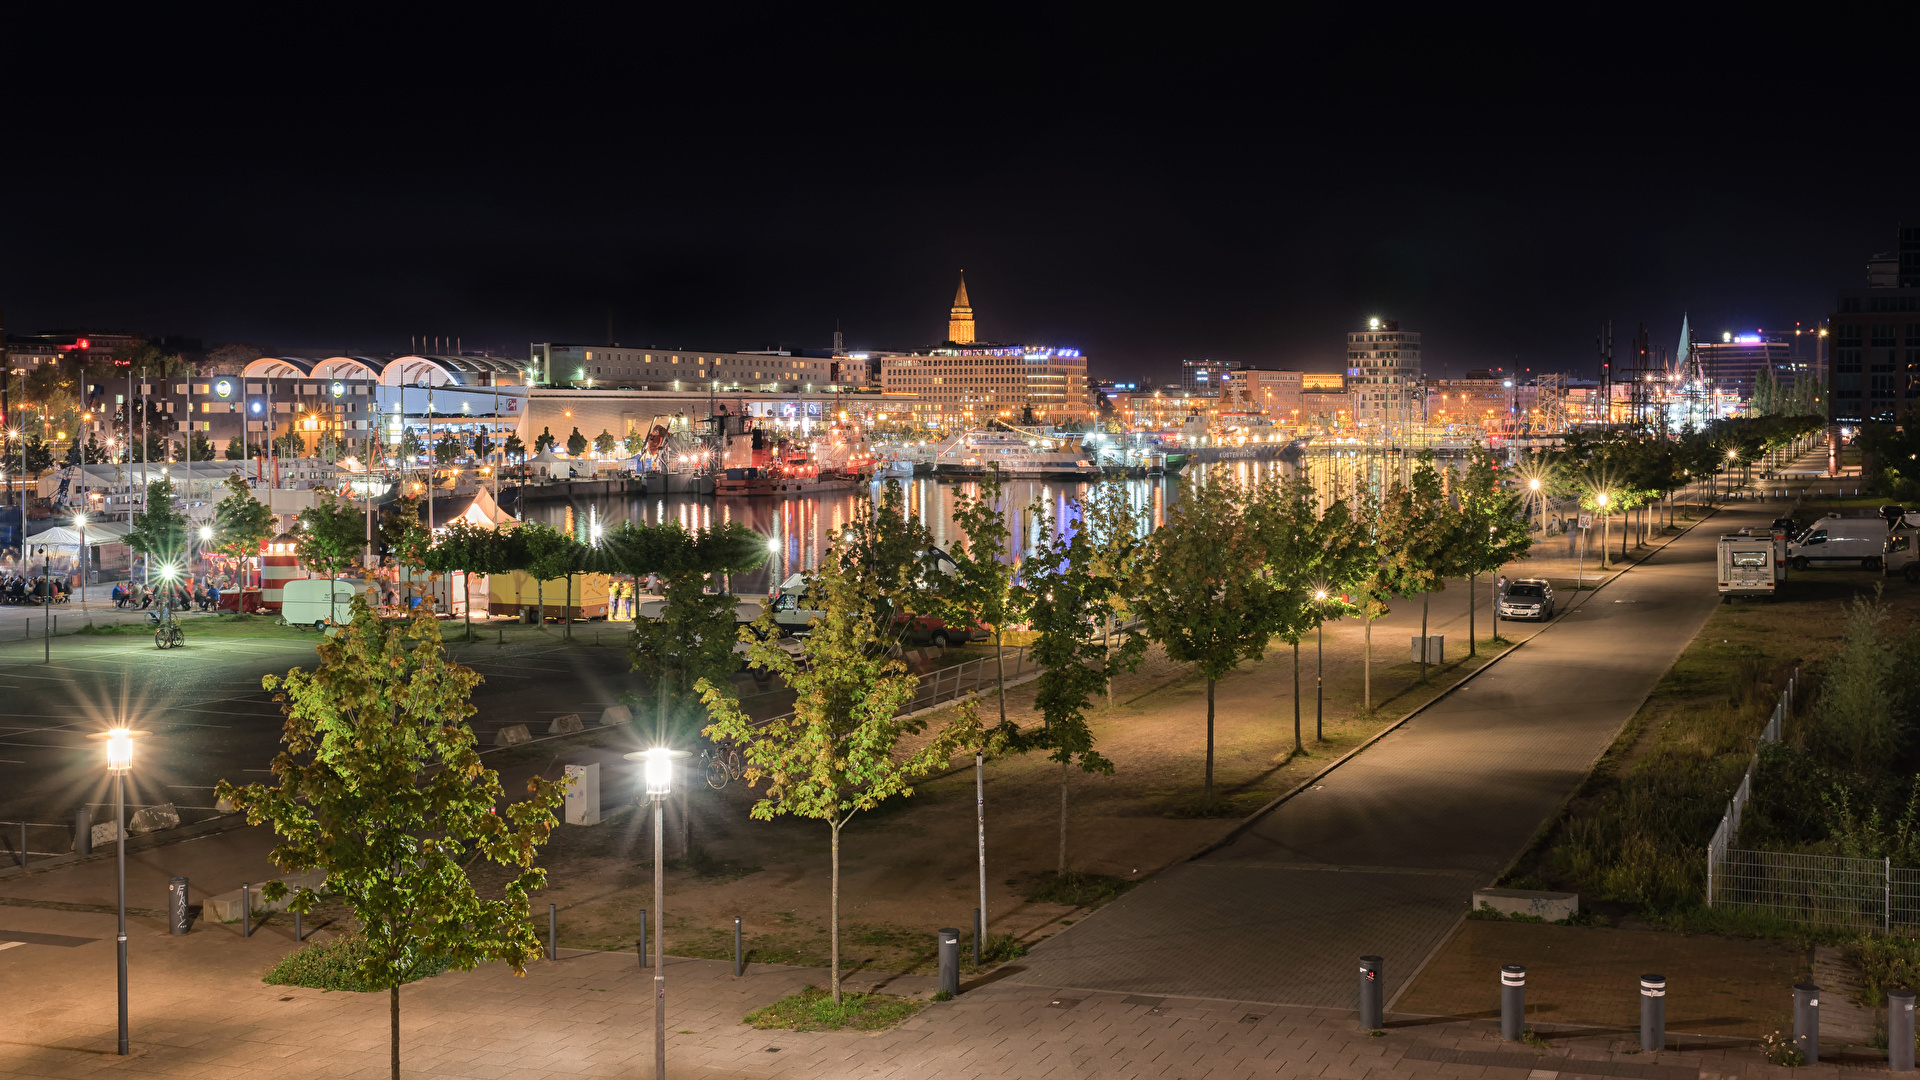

{"left": 1312, "top": 588, "right": 1329, "bottom": 741}
{"left": 1595, "top": 491, "right": 1612, "bottom": 570}
{"left": 87, "top": 726, "right": 148, "bottom": 1056}
{"left": 74, "top": 513, "right": 88, "bottom": 610}
{"left": 624, "top": 747, "right": 689, "bottom": 1080}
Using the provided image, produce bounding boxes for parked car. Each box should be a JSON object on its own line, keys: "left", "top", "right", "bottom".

{"left": 1787, "top": 514, "right": 1889, "bottom": 570}
{"left": 1497, "top": 578, "right": 1555, "bottom": 621}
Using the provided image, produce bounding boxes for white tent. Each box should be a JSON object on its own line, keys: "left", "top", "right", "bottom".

{"left": 526, "top": 450, "right": 571, "bottom": 480}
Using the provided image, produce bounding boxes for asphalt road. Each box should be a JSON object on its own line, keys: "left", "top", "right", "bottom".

{"left": 0, "top": 627, "right": 649, "bottom": 855}
{"left": 1008, "top": 499, "right": 1779, "bottom": 1009}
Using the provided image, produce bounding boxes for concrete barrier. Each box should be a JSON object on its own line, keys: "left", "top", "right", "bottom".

{"left": 1473, "top": 887, "right": 1579, "bottom": 922}
{"left": 599, "top": 705, "right": 632, "bottom": 727}
{"left": 205, "top": 870, "right": 329, "bottom": 923}
{"left": 547, "top": 713, "right": 584, "bottom": 735}
{"left": 495, "top": 724, "right": 532, "bottom": 746}
{"left": 128, "top": 803, "right": 181, "bottom": 835}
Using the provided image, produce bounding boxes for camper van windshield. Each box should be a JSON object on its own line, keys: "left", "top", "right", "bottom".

{"left": 1732, "top": 551, "right": 1768, "bottom": 567}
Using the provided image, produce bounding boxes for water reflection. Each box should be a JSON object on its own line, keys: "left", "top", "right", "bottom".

{"left": 512, "top": 460, "right": 1332, "bottom": 594}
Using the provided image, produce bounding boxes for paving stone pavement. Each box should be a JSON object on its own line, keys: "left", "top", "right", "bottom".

{"left": 1009, "top": 499, "right": 1781, "bottom": 1011}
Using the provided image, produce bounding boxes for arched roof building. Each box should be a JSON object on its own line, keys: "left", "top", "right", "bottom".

{"left": 239, "top": 354, "right": 525, "bottom": 387}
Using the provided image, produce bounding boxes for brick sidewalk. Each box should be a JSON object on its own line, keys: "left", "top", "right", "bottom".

{"left": 0, "top": 902, "right": 1891, "bottom": 1079}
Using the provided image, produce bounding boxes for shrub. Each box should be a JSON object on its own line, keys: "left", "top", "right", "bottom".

{"left": 263, "top": 934, "right": 451, "bottom": 992}
{"left": 1024, "top": 871, "right": 1134, "bottom": 908}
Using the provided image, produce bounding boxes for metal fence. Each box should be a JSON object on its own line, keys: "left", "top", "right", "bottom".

{"left": 753, "top": 644, "right": 1037, "bottom": 729}
{"left": 1699, "top": 671, "right": 1920, "bottom": 930}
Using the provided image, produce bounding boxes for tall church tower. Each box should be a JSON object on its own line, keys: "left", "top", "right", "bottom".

{"left": 947, "top": 272, "right": 976, "bottom": 344}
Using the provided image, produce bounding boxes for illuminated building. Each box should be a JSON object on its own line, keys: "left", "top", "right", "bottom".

{"left": 1348, "top": 318, "right": 1422, "bottom": 432}
{"left": 879, "top": 276, "right": 1091, "bottom": 424}
{"left": 1424, "top": 374, "right": 1511, "bottom": 429}
{"left": 1694, "top": 333, "right": 1792, "bottom": 406}
{"left": 530, "top": 343, "right": 872, "bottom": 393}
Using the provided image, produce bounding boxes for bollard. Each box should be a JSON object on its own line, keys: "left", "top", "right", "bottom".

{"left": 973, "top": 907, "right": 982, "bottom": 968}
{"left": 1892, "top": 988, "right": 1915, "bottom": 1072}
{"left": 168, "top": 877, "right": 189, "bottom": 935}
{"left": 74, "top": 804, "right": 92, "bottom": 857}
{"left": 1793, "top": 982, "right": 1820, "bottom": 1064}
{"left": 734, "top": 916, "right": 743, "bottom": 977}
{"left": 938, "top": 927, "right": 960, "bottom": 997}
{"left": 1640, "top": 973, "right": 1665, "bottom": 1051}
{"left": 294, "top": 908, "right": 302, "bottom": 943}
{"left": 1358, "top": 955, "right": 1384, "bottom": 1030}
{"left": 16, "top": 821, "right": 24, "bottom": 868}
{"left": 639, "top": 908, "right": 648, "bottom": 968}
{"left": 242, "top": 883, "right": 252, "bottom": 938}
{"left": 548, "top": 904, "right": 557, "bottom": 960}
{"left": 1500, "top": 965, "right": 1525, "bottom": 1041}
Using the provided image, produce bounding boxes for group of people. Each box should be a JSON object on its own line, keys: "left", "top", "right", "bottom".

{"left": 111, "top": 579, "right": 222, "bottom": 611}
{"left": 0, "top": 574, "right": 71, "bottom": 604}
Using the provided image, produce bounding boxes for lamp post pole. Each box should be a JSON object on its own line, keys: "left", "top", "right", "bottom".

{"left": 627, "top": 747, "right": 686, "bottom": 1080}
{"left": 90, "top": 728, "right": 145, "bottom": 1057}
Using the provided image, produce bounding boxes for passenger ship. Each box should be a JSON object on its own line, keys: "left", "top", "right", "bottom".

{"left": 931, "top": 431, "right": 1102, "bottom": 480}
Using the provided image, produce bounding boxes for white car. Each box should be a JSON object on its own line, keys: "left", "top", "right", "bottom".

{"left": 1498, "top": 579, "right": 1555, "bottom": 621}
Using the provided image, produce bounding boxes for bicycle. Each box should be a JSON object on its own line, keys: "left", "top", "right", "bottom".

{"left": 701, "top": 745, "right": 745, "bottom": 790}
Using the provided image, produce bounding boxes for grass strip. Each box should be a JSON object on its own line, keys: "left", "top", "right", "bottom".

{"left": 743, "top": 985, "right": 926, "bottom": 1031}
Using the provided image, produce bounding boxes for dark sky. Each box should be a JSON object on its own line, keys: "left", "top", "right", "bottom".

{"left": 7, "top": 6, "right": 1916, "bottom": 383}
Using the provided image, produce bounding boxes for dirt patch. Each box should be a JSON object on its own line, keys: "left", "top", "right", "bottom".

{"left": 1395, "top": 919, "right": 1808, "bottom": 1039}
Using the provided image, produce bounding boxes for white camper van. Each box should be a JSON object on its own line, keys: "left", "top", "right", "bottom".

{"left": 1717, "top": 533, "right": 1778, "bottom": 600}
{"left": 1786, "top": 515, "right": 1888, "bottom": 570}
{"left": 280, "top": 578, "right": 362, "bottom": 630}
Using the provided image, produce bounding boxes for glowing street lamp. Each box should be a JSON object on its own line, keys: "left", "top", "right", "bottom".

{"left": 1595, "top": 491, "right": 1612, "bottom": 570}
{"left": 624, "top": 747, "right": 690, "bottom": 1080}
{"left": 86, "top": 726, "right": 149, "bottom": 1056}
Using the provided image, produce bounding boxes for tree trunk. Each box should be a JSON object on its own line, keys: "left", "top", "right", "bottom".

{"left": 390, "top": 984, "right": 400, "bottom": 1080}
{"left": 1204, "top": 676, "right": 1216, "bottom": 809}
{"left": 565, "top": 573, "right": 573, "bottom": 640}
{"left": 1291, "top": 639, "right": 1302, "bottom": 754}
{"left": 993, "top": 627, "right": 1006, "bottom": 727}
{"left": 1058, "top": 758, "right": 1069, "bottom": 877}
{"left": 1468, "top": 572, "right": 1476, "bottom": 656}
{"left": 1104, "top": 612, "right": 1113, "bottom": 709}
{"left": 830, "top": 819, "right": 843, "bottom": 1005}
{"left": 537, "top": 577, "right": 545, "bottom": 627}
{"left": 464, "top": 572, "right": 472, "bottom": 641}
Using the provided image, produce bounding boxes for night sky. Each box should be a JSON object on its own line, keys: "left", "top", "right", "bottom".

{"left": 6, "top": 7, "right": 1916, "bottom": 383}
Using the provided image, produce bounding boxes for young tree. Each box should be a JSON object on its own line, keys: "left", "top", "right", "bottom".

{"left": 433, "top": 430, "right": 461, "bottom": 465}
{"left": 471, "top": 429, "right": 493, "bottom": 461}
{"left": 423, "top": 520, "right": 521, "bottom": 640}
{"left": 1019, "top": 501, "right": 1145, "bottom": 876}
{"left": 700, "top": 540, "right": 964, "bottom": 1005}
{"left": 518, "top": 521, "right": 579, "bottom": 630}
{"left": 941, "top": 476, "right": 1025, "bottom": 728}
{"left": 503, "top": 432, "right": 526, "bottom": 461}
{"left": 1138, "top": 470, "right": 1275, "bottom": 809}
{"left": 127, "top": 479, "right": 191, "bottom": 578}
{"left": 619, "top": 521, "right": 765, "bottom": 738}
{"left": 210, "top": 471, "right": 274, "bottom": 565}
{"left": 224, "top": 436, "right": 245, "bottom": 461}
{"left": 297, "top": 494, "right": 371, "bottom": 578}
{"left": 189, "top": 431, "right": 218, "bottom": 463}
{"left": 398, "top": 427, "right": 424, "bottom": 464}
{"left": 1378, "top": 453, "right": 1456, "bottom": 681}
{"left": 1248, "top": 474, "right": 1349, "bottom": 752}
{"left": 273, "top": 429, "right": 307, "bottom": 458}
{"left": 1343, "top": 480, "right": 1392, "bottom": 712}
{"left": 1453, "top": 450, "right": 1532, "bottom": 652}
{"left": 623, "top": 428, "right": 647, "bottom": 456}
{"left": 565, "top": 427, "right": 588, "bottom": 457}
{"left": 532, "top": 427, "right": 556, "bottom": 454}
{"left": 593, "top": 429, "right": 616, "bottom": 456}
{"left": 1081, "top": 482, "right": 1149, "bottom": 708}
{"left": 216, "top": 601, "right": 565, "bottom": 1080}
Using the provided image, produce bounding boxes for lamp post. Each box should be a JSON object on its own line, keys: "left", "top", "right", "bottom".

{"left": 75, "top": 513, "right": 88, "bottom": 610}
{"left": 1528, "top": 477, "right": 1543, "bottom": 533}
{"left": 1596, "top": 491, "right": 1612, "bottom": 571}
{"left": 1312, "top": 589, "right": 1327, "bottom": 742}
{"left": 198, "top": 525, "right": 212, "bottom": 588}
{"left": 625, "top": 747, "right": 689, "bottom": 1080}
{"left": 88, "top": 727, "right": 148, "bottom": 1056}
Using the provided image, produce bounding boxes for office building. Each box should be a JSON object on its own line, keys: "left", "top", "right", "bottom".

{"left": 1348, "top": 318, "right": 1422, "bottom": 430}
{"left": 1828, "top": 222, "right": 1920, "bottom": 425}
{"left": 1181, "top": 358, "right": 1242, "bottom": 394}
{"left": 530, "top": 344, "right": 873, "bottom": 394}
{"left": 1425, "top": 375, "right": 1510, "bottom": 428}
{"left": 1695, "top": 332, "right": 1794, "bottom": 406}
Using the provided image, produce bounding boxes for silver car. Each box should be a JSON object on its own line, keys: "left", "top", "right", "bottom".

{"left": 1498, "top": 578, "right": 1555, "bottom": 621}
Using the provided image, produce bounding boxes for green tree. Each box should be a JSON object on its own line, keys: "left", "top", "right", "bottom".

{"left": 297, "top": 494, "right": 371, "bottom": 578}
{"left": 700, "top": 539, "right": 963, "bottom": 1005}
{"left": 399, "top": 428, "right": 423, "bottom": 463}
{"left": 1453, "top": 450, "right": 1532, "bottom": 652}
{"left": 1248, "top": 474, "right": 1351, "bottom": 750}
{"left": 433, "top": 430, "right": 461, "bottom": 465}
{"left": 18, "top": 432, "right": 54, "bottom": 476}
{"left": 1378, "top": 453, "right": 1455, "bottom": 681}
{"left": 127, "top": 478, "right": 190, "bottom": 578}
{"left": 1020, "top": 500, "right": 1145, "bottom": 875}
{"left": 379, "top": 496, "right": 432, "bottom": 578}
{"left": 188, "top": 431, "right": 217, "bottom": 463}
{"left": 471, "top": 429, "right": 493, "bottom": 460}
{"left": 224, "top": 436, "right": 245, "bottom": 461}
{"left": 1081, "top": 482, "right": 1149, "bottom": 708}
{"left": 941, "top": 476, "right": 1025, "bottom": 729}
{"left": 532, "top": 427, "right": 555, "bottom": 454}
{"left": 619, "top": 521, "right": 766, "bottom": 735}
{"left": 518, "top": 520, "right": 579, "bottom": 629}
{"left": 1137, "top": 470, "right": 1275, "bottom": 809}
{"left": 423, "top": 520, "right": 523, "bottom": 640}
{"left": 210, "top": 471, "right": 274, "bottom": 565}
{"left": 145, "top": 428, "right": 173, "bottom": 462}
{"left": 623, "top": 428, "right": 647, "bottom": 456}
{"left": 1345, "top": 481, "right": 1393, "bottom": 712}
{"left": 566, "top": 427, "right": 588, "bottom": 456}
{"left": 504, "top": 433, "right": 526, "bottom": 461}
{"left": 1808, "top": 589, "right": 1903, "bottom": 775}
{"left": 216, "top": 601, "right": 564, "bottom": 1080}
{"left": 593, "top": 429, "right": 616, "bottom": 456}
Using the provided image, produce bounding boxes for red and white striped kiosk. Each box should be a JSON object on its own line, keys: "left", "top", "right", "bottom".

{"left": 260, "top": 532, "right": 307, "bottom": 612}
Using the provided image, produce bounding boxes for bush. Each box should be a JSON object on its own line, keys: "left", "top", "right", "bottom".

{"left": 1849, "top": 934, "right": 1920, "bottom": 1008}
{"left": 743, "top": 986, "right": 926, "bottom": 1032}
{"left": 263, "top": 934, "right": 450, "bottom": 992}
{"left": 1023, "top": 871, "right": 1134, "bottom": 908}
